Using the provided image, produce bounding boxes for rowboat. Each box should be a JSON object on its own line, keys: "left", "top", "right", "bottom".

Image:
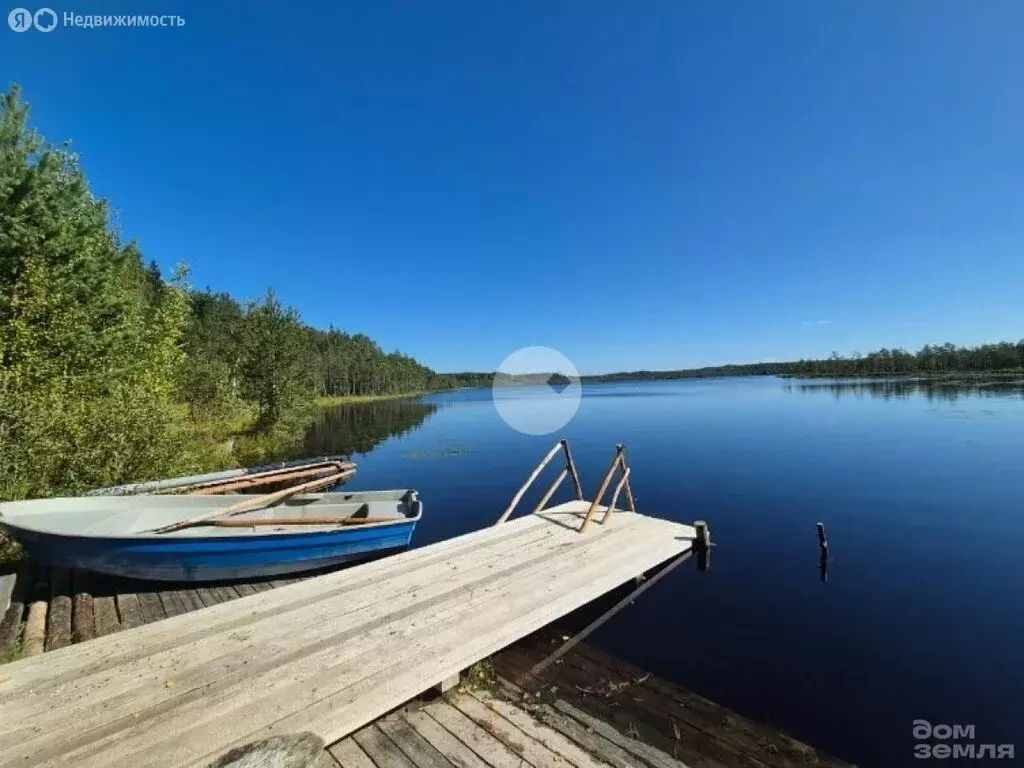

{"left": 0, "top": 490, "right": 422, "bottom": 581}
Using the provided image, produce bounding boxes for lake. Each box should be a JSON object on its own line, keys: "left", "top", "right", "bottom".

{"left": 300, "top": 377, "right": 1024, "bottom": 766}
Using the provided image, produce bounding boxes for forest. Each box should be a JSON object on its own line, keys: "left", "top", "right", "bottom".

{"left": 590, "top": 341, "right": 1024, "bottom": 380}
{"left": 0, "top": 85, "right": 452, "bottom": 503}
{"left": 442, "top": 341, "right": 1024, "bottom": 387}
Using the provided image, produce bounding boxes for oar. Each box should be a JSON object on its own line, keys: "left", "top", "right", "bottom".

{"left": 152, "top": 469, "right": 356, "bottom": 534}
{"left": 171, "top": 461, "right": 356, "bottom": 495}
{"left": 207, "top": 516, "right": 397, "bottom": 527}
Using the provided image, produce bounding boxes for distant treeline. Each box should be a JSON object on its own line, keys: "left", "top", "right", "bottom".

{"left": 438, "top": 341, "right": 1024, "bottom": 386}
{"left": 184, "top": 289, "right": 452, "bottom": 428}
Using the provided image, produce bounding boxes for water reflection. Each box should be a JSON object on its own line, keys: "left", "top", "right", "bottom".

{"left": 786, "top": 377, "right": 1024, "bottom": 402}
{"left": 302, "top": 399, "right": 439, "bottom": 457}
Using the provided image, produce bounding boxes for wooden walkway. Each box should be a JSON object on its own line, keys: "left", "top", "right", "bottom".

{"left": 318, "top": 634, "right": 851, "bottom": 768}
{"left": 0, "top": 559, "right": 316, "bottom": 660}
{"left": 328, "top": 682, "right": 696, "bottom": 768}
{"left": 0, "top": 502, "right": 695, "bottom": 767}
{"left": 492, "top": 636, "right": 852, "bottom": 768}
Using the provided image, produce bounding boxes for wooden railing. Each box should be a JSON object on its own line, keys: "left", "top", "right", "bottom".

{"left": 495, "top": 439, "right": 637, "bottom": 532}
{"left": 578, "top": 443, "right": 636, "bottom": 533}
{"left": 494, "top": 439, "right": 583, "bottom": 525}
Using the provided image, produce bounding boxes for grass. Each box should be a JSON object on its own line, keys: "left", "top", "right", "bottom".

{"left": 0, "top": 532, "right": 22, "bottom": 565}
{"left": 314, "top": 392, "right": 429, "bottom": 407}
{"left": 3, "top": 631, "right": 24, "bottom": 663}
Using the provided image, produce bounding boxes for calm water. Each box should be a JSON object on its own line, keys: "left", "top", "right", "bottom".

{"left": 301, "top": 378, "right": 1024, "bottom": 766}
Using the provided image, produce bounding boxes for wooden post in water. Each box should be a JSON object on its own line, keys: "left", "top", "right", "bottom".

{"left": 817, "top": 522, "right": 829, "bottom": 583}
{"left": 694, "top": 520, "right": 711, "bottom": 572}
{"left": 561, "top": 438, "right": 585, "bottom": 501}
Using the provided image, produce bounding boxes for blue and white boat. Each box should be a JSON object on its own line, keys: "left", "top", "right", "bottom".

{"left": 0, "top": 490, "right": 422, "bottom": 581}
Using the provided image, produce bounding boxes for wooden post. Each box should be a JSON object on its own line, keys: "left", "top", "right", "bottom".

{"left": 619, "top": 444, "right": 637, "bottom": 512}
{"left": 534, "top": 467, "right": 569, "bottom": 512}
{"left": 561, "top": 439, "right": 585, "bottom": 501}
{"left": 23, "top": 567, "right": 49, "bottom": 658}
{"left": 694, "top": 520, "right": 711, "bottom": 572}
{"left": 496, "top": 441, "right": 564, "bottom": 525}
{"left": 600, "top": 466, "right": 631, "bottom": 525}
{"left": 817, "top": 522, "right": 829, "bottom": 583}
{"left": 579, "top": 446, "right": 625, "bottom": 534}
{"left": 437, "top": 672, "right": 460, "bottom": 694}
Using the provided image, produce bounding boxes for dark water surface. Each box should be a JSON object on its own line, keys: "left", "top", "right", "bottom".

{"left": 301, "top": 378, "right": 1024, "bottom": 766}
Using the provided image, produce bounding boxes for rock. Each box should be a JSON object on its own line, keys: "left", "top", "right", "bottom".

{"left": 208, "top": 732, "right": 326, "bottom": 768}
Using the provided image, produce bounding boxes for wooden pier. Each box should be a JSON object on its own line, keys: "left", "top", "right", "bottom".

{"left": 0, "top": 501, "right": 695, "bottom": 767}
{"left": 0, "top": 441, "right": 852, "bottom": 767}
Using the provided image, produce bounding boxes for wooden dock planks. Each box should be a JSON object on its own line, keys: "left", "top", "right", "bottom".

{"left": 0, "top": 503, "right": 694, "bottom": 767}
{"left": 326, "top": 685, "right": 694, "bottom": 768}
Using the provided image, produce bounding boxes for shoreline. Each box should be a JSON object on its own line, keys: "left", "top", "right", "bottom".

{"left": 314, "top": 392, "right": 430, "bottom": 407}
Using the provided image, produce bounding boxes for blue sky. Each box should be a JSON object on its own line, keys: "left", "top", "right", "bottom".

{"left": 4, "top": 1, "right": 1022, "bottom": 373}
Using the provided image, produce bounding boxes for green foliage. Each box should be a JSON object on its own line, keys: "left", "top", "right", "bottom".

{"left": 0, "top": 84, "right": 454, "bottom": 510}
{"left": 237, "top": 289, "right": 310, "bottom": 429}
{"left": 0, "top": 86, "right": 197, "bottom": 500}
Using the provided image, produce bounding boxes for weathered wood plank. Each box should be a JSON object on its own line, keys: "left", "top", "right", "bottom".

{"left": 551, "top": 699, "right": 701, "bottom": 768}
{"left": 514, "top": 655, "right": 737, "bottom": 767}
{"left": 92, "top": 595, "right": 120, "bottom": 637}
{"left": 327, "top": 738, "right": 376, "bottom": 768}
{"left": 194, "top": 587, "right": 224, "bottom": 608}
{"left": 0, "top": 602, "right": 23, "bottom": 660}
{"left": 158, "top": 590, "right": 189, "bottom": 618}
{"left": 402, "top": 709, "right": 491, "bottom": 768}
{"left": 352, "top": 725, "right": 417, "bottom": 768}
{"left": 0, "top": 562, "right": 30, "bottom": 660}
{"left": 215, "top": 586, "right": 240, "bottom": 603}
{"left": 560, "top": 648, "right": 774, "bottom": 767}
{"left": 422, "top": 701, "right": 525, "bottom": 768}
{"left": 467, "top": 688, "right": 608, "bottom": 768}
{"left": 136, "top": 591, "right": 167, "bottom": 624}
{"left": 449, "top": 690, "right": 576, "bottom": 768}
{"left": 378, "top": 714, "right": 455, "bottom": 768}
{"left": 233, "top": 583, "right": 258, "bottom": 598}
{"left": 22, "top": 567, "right": 49, "bottom": 657}
{"left": 0, "top": 571, "right": 15, "bottom": 616}
{"left": 71, "top": 570, "right": 95, "bottom": 644}
{"left": 180, "top": 590, "right": 205, "bottom": 612}
{"left": 45, "top": 568, "right": 73, "bottom": 652}
{"left": 530, "top": 702, "right": 648, "bottom": 768}
{"left": 115, "top": 593, "right": 144, "bottom": 630}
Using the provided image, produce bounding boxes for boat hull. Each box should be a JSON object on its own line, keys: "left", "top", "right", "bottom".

{"left": 8, "top": 521, "right": 417, "bottom": 581}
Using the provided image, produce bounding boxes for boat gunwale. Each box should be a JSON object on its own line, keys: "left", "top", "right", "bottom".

{"left": 0, "top": 490, "right": 423, "bottom": 541}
